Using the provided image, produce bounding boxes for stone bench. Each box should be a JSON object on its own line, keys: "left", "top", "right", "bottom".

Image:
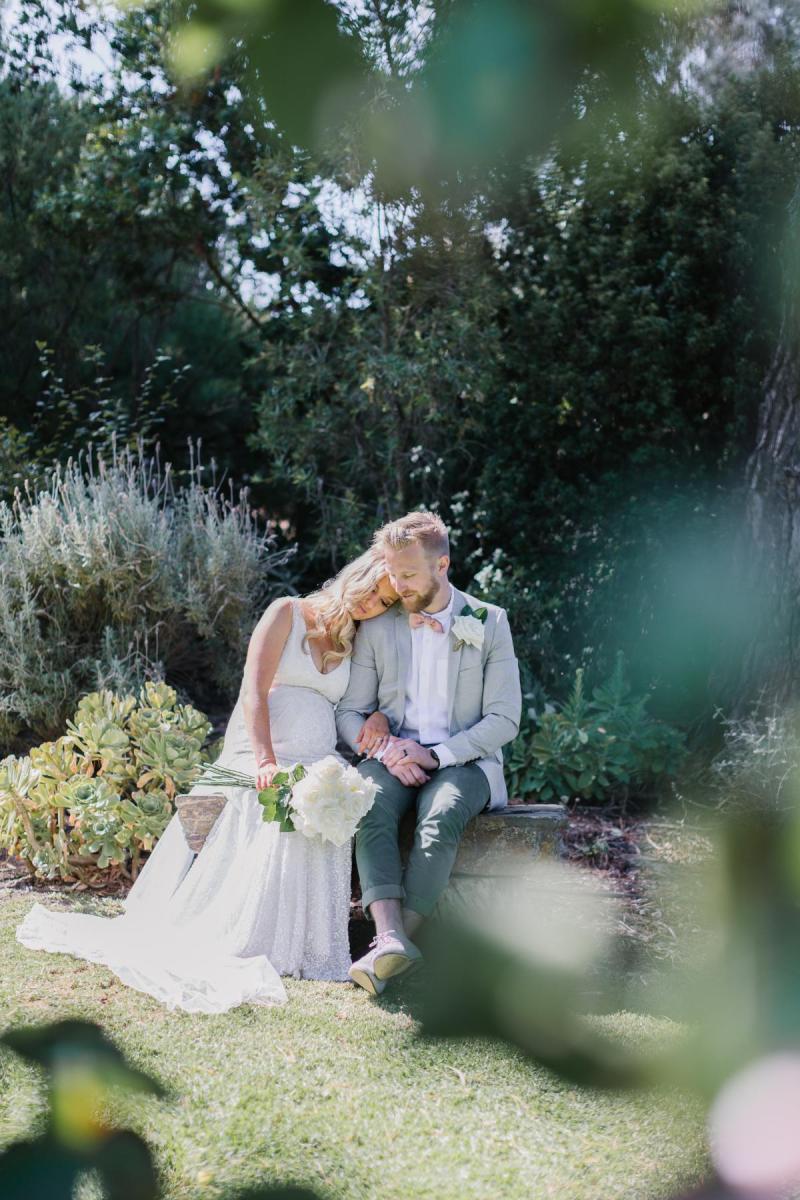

{"left": 175, "top": 794, "right": 568, "bottom": 945}
{"left": 451, "top": 803, "right": 567, "bottom": 875}
{"left": 380, "top": 802, "right": 568, "bottom": 923}
{"left": 436, "top": 803, "right": 567, "bottom": 917}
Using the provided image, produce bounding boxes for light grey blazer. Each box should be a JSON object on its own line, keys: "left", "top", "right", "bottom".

{"left": 336, "top": 587, "right": 522, "bottom": 810}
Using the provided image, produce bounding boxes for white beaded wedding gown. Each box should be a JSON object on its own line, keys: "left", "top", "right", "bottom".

{"left": 16, "top": 599, "right": 353, "bottom": 1013}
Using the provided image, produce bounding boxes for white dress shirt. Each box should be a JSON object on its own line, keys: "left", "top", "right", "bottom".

{"left": 399, "top": 587, "right": 458, "bottom": 769}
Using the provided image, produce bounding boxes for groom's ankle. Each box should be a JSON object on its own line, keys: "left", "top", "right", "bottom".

{"left": 402, "top": 907, "right": 424, "bottom": 938}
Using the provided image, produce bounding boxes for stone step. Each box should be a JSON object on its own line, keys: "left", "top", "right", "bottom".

{"left": 437, "top": 803, "right": 568, "bottom": 920}
{"left": 452, "top": 803, "right": 567, "bottom": 877}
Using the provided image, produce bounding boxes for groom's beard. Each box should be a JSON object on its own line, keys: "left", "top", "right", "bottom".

{"left": 399, "top": 572, "right": 439, "bottom": 613}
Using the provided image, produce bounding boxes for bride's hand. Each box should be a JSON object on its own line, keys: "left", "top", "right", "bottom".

{"left": 357, "top": 711, "right": 391, "bottom": 758}
{"left": 255, "top": 760, "right": 279, "bottom": 790}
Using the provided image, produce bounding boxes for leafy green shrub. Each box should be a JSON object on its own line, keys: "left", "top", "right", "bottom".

{"left": 0, "top": 683, "right": 210, "bottom": 882}
{"left": 0, "top": 447, "right": 293, "bottom": 748}
{"left": 507, "top": 658, "right": 686, "bottom": 805}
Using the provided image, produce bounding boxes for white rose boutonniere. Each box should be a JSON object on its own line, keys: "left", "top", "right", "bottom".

{"left": 452, "top": 604, "right": 489, "bottom": 651}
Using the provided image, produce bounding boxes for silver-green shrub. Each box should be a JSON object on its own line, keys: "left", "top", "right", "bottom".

{"left": 0, "top": 683, "right": 210, "bottom": 881}
{"left": 709, "top": 708, "right": 800, "bottom": 812}
{"left": 0, "top": 447, "right": 293, "bottom": 746}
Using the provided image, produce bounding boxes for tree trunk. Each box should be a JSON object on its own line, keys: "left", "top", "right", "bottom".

{"left": 740, "top": 308, "right": 800, "bottom": 705}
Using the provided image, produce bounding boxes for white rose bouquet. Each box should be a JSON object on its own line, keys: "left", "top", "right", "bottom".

{"left": 289, "top": 756, "right": 377, "bottom": 847}
{"left": 198, "top": 756, "right": 377, "bottom": 846}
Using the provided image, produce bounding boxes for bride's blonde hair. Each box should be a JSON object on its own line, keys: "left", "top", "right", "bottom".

{"left": 303, "top": 548, "right": 389, "bottom": 668}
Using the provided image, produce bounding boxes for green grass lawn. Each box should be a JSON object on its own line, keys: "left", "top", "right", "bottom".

{"left": 0, "top": 891, "right": 708, "bottom": 1200}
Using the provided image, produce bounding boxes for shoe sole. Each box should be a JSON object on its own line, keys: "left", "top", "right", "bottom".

{"left": 373, "top": 953, "right": 421, "bottom": 981}
{"left": 349, "top": 967, "right": 383, "bottom": 996}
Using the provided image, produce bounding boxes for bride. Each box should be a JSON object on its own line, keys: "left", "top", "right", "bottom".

{"left": 16, "top": 551, "right": 397, "bottom": 1014}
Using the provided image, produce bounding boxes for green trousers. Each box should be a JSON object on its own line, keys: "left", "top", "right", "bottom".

{"left": 355, "top": 759, "right": 490, "bottom": 918}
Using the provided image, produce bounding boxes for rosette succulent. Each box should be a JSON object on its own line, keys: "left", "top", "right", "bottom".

{"left": 0, "top": 683, "right": 211, "bottom": 881}
{"left": 119, "top": 789, "right": 173, "bottom": 850}
{"left": 29, "top": 738, "right": 77, "bottom": 784}
{"left": 74, "top": 690, "right": 137, "bottom": 727}
{"left": 134, "top": 731, "right": 204, "bottom": 798}
{"left": 66, "top": 718, "right": 131, "bottom": 774}
{"left": 60, "top": 777, "right": 127, "bottom": 867}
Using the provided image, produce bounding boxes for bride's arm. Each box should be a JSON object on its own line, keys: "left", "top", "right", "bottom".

{"left": 240, "top": 597, "right": 294, "bottom": 788}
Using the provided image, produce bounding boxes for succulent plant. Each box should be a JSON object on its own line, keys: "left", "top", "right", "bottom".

{"left": 0, "top": 755, "right": 40, "bottom": 800}
{"left": 134, "top": 731, "right": 203, "bottom": 798}
{"left": 140, "top": 681, "right": 178, "bottom": 711}
{"left": 119, "top": 789, "right": 172, "bottom": 850}
{"left": 66, "top": 718, "right": 131, "bottom": 765}
{"left": 0, "top": 686, "right": 212, "bottom": 881}
{"left": 74, "top": 690, "right": 137, "bottom": 727}
{"left": 29, "top": 738, "right": 78, "bottom": 784}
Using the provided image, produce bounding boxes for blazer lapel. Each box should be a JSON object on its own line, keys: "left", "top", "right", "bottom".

{"left": 387, "top": 607, "right": 412, "bottom": 731}
{"left": 447, "top": 587, "right": 467, "bottom": 726}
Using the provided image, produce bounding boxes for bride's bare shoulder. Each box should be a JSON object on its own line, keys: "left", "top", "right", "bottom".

{"left": 250, "top": 596, "right": 295, "bottom": 638}
{"left": 263, "top": 596, "right": 296, "bottom": 617}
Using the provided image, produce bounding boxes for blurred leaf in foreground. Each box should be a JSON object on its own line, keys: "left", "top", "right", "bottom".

{"left": 420, "top": 796, "right": 800, "bottom": 1197}
{"left": 0, "top": 1019, "right": 164, "bottom": 1199}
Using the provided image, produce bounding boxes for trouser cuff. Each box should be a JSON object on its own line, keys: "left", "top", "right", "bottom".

{"left": 361, "top": 883, "right": 405, "bottom": 914}
{"left": 403, "top": 891, "right": 438, "bottom": 918}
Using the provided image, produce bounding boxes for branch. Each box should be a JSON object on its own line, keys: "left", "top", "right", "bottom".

{"left": 197, "top": 241, "right": 266, "bottom": 332}
{"left": 11, "top": 795, "right": 44, "bottom": 858}
{"left": 368, "top": 0, "right": 399, "bottom": 78}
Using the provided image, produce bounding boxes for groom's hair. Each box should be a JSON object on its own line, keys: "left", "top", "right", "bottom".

{"left": 373, "top": 511, "right": 450, "bottom": 560}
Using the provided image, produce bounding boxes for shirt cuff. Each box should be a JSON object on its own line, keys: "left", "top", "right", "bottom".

{"left": 432, "top": 743, "right": 457, "bottom": 769}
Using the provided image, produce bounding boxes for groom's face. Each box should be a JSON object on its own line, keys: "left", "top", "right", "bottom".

{"left": 385, "top": 543, "right": 446, "bottom": 612}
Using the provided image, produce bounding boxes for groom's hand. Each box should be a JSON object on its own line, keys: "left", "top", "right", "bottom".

{"left": 382, "top": 738, "right": 438, "bottom": 772}
{"left": 386, "top": 760, "right": 430, "bottom": 787}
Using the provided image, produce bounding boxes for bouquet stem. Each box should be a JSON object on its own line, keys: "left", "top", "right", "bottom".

{"left": 198, "top": 760, "right": 307, "bottom": 832}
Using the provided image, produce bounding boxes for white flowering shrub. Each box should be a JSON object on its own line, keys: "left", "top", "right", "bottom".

{"left": 0, "top": 683, "right": 211, "bottom": 882}
{"left": 0, "top": 448, "right": 294, "bottom": 746}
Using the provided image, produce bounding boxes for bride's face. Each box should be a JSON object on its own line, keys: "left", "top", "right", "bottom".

{"left": 349, "top": 576, "right": 399, "bottom": 622}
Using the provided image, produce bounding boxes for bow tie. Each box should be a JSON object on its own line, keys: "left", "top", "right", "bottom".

{"left": 409, "top": 612, "right": 445, "bottom": 634}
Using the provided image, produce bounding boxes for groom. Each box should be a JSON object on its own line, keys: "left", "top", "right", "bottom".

{"left": 336, "top": 511, "right": 522, "bottom": 994}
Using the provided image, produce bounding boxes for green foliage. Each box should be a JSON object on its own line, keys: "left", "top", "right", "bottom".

{"left": 507, "top": 658, "right": 686, "bottom": 804}
{"left": 0, "top": 683, "right": 211, "bottom": 881}
{"left": 168, "top": 0, "right": 684, "bottom": 195}
{"left": 0, "top": 0, "right": 340, "bottom": 485}
{"left": 0, "top": 419, "right": 34, "bottom": 496}
{"left": 257, "top": 764, "right": 306, "bottom": 831}
{"left": 3, "top": 0, "right": 800, "bottom": 730}
{"left": 30, "top": 342, "right": 183, "bottom": 471}
{"left": 248, "top": 60, "right": 796, "bottom": 701}
{"left": 249, "top": 214, "right": 503, "bottom": 575}
{"left": 0, "top": 449, "right": 292, "bottom": 747}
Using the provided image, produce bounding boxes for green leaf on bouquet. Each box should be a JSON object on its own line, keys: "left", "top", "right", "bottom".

{"left": 291, "top": 763, "right": 306, "bottom": 783}
{"left": 272, "top": 770, "right": 290, "bottom": 787}
{"left": 278, "top": 814, "right": 296, "bottom": 834}
{"left": 258, "top": 788, "right": 278, "bottom": 822}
